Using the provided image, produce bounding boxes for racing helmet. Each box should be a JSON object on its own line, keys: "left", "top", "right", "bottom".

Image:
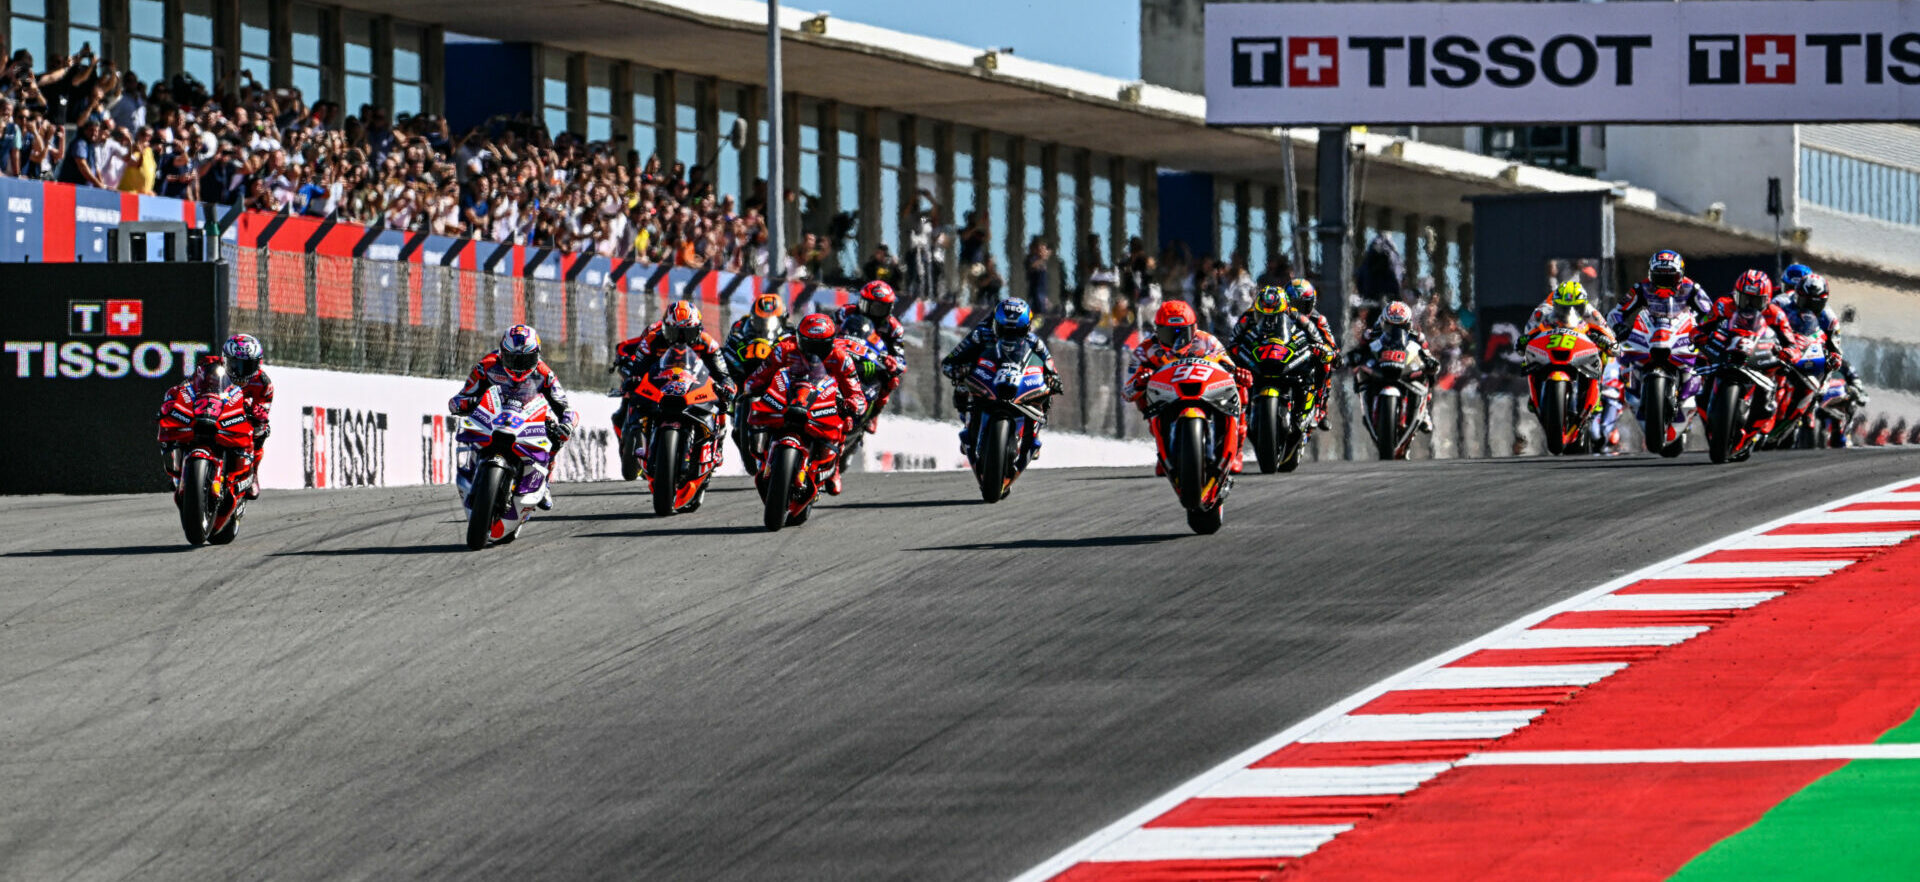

{"left": 751, "top": 293, "right": 786, "bottom": 320}
{"left": 1251, "top": 285, "right": 1289, "bottom": 316}
{"left": 1649, "top": 250, "right": 1685, "bottom": 290}
{"left": 662, "top": 300, "right": 702, "bottom": 347}
{"left": 222, "top": 333, "right": 264, "bottom": 381}
{"left": 839, "top": 313, "right": 877, "bottom": 343}
{"left": 857, "top": 280, "right": 897, "bottom": 321}
{"left": 993, "top": 298, "right": 1034, "bottom": 340}
{"left": 1781, "top": 263, "right": 1813, "bottom": 293}
{"left": 1551, "top": 279, "right": 1588, "bottom": 308}
{"left": 499, "top": 324, "right": 541, "bottom": 380}
{"left": 190, "top": 355, "right": 229, "bottom": 396}
{"left": 1382, "top": 301, "right": 1413, "bottom": 329}
{"left": 1285, "top": 279, "right": 1318, "bottom": 314}
{"left": 1734, "top": 270, "right": 1774, "bottom": 313}
{"left": 1797, "top": 272, "right": 1830, "bottom": 311}
{"left": 797, "top": 312, "right": 837, "bottom": 358}
{"left": 1154, "top": 300, "right": 1197, "bottom": 350}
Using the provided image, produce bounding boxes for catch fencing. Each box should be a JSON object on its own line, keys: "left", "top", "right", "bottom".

{"left": 229, "top": 246, "right": 1904, "bottom": 460}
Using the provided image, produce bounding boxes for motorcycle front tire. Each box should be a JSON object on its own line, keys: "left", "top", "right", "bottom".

{"left": 1540, "top": 380, "right": 1570, "bottom": 456}
{"left": 1371, "top": 395, "right": 1400, "bottom": 461}
{"left": 1707, "top": 381, "right": 1745, "bottom": 465}
{"left": 763, "top": 445, "right": 802, "bottom": 532}
{"left": 1641, "top": 374, "right": 1672, "bottom": 455}
{"left": 651, "top": 425, "right": 683, "bottom": 517}
{"left": 1251, "top": 395, "right": 1281, "bottom": 474}
{"left": 466, "top": 460, "right": 508, "bottom": 550}
{"left": 978, "top": 417, "right": 1012, "bottom": 504}
{"left": 1173, "top": 416, "right": 1206, "bottom": 511}
{"left": 179, "top": 456, "right": 214, "bottom": 546}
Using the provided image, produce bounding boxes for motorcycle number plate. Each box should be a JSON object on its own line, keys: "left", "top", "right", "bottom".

{"left": 1547, "top": 332, "right": 1581, "bottom": 349}
{"left": 1170, "top": 362, "right": 1215, "bottom": 382}
{"left": 744, "top": 342, "right": 772, "bottom": 360}
{"left": 1380, "top": 350, "right": 1408, "bottom": 363}
{"left": 1259, "top": 343, "right": 1291, "bottom": 361}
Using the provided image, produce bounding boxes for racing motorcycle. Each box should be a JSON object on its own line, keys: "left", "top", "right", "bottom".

{"left": 456, "top": 384, "right": 556, "bottom": 549}
{"left": 156, "top": 361, "right": 255, "bottom": 546}
{"left": 1522, "top": 315, "right": 1611, "bottom": 456}
{"left": 1352, "top": 328, "right": 1430, "bottom": 461}
{"left": 1618, "top": 308, "right": 1699, "bottom": 458}
{"left": 1814, "top": 376, "right": 1866, "bottom": 448}
{"left": 836, "top": 315, "right": 898, "bottom": 451}
{"left": 960, "top": 336, "right": 1052, "bottom": 503}
{"left": 726, "top": 316, "right": 785, "bottom": 467}
{"left": 1700, "top": 324, "right": 1792, "bottom": 464}
{"left": 1141, "top": 358, "right": 1243, "bottom": 535}
{"left": 748, "top": 362, "right": 852, "bottom": 532}
{"left": 1233, "top": 316, "right": 1321, "bottom": 474}
{"left": 625, "top": 345, "right": 725, "bottom": 516}
{"left": 1761, "top": 322, "right": 1832, "bottom": 451}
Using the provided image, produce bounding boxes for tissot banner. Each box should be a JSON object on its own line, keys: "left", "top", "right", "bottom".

{"left": 1205, "top": 0, "right": 1920, "bottom": 125}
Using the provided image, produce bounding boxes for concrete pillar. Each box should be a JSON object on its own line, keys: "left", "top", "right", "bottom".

{"left": 1232, "top": 179, "right": 1251, "bottom": 265}
{"left": 566, "top": 53, "right": 588, "bottom": 142}
{"left": 1142, "top": 160, "right": 1160, "bottom": 254}
{"left": 1108, "top": 155, "right": 1128, "bottom": 263}
{"left": 1040, "top": 143, "right": 1060, "bottom": 310}
{"left": 1074, "top": 149, "right": 1094, "bottom": 296}
{"left": 1430, "top": 217, "right": 1454, "bottom": 306}
{"left": 1459, "top": 222, "right": 1476, "bottom": 312}
{"left": 656, "top": 72, "right": 678, "bottom": 169}
{"left": 422, "top": 25, "right": 443, "bottom": 115}
{"left": 1403, "top": 211, "right": 1425, "bottom": 288}
{"left": 781, "top": 92, "right": 801, "bottom": 239}
{"left": 696, "top": 75, "right": 720, "bottom": 180}
{"left": 857, "top": 107, "right": 880, "bottom": 265}
{"left": 1007, "top": 136, "right": 1027, "bottom": 300}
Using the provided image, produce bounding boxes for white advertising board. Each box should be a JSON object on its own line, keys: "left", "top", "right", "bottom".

{"left": 1205, "top": 0, "right": 1920, "bottom": 125}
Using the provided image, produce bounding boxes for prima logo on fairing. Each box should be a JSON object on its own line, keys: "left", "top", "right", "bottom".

{"left": 552, "top": 428, "right": 611, "bottom": 483}
{"left": 304, "top": 406, "right": 388, "bottom": 488}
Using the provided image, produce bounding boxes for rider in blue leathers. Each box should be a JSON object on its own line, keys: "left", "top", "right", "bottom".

{"left": 940, "top": 298, "right": 1064, "bottom": 458}
{"left": 1773, "top": 271, "right": 1863, "bottom": 396}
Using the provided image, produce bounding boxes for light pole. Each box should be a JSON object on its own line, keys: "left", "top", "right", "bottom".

{"left": 766, "top": 0, "right": 786, "bottom": 286}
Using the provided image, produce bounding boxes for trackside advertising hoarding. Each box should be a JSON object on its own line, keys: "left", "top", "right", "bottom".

{"left": 1205, "top": 0, "right": 1920, "bottom": 125}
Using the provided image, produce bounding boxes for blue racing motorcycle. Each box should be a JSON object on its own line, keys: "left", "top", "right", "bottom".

{"left": 960, "top": 337, "right": 1053, "bottom": 502}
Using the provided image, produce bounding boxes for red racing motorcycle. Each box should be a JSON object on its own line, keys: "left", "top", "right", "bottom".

{"left": 748, "top": 364, "right": 852, "bottom": 532}
{"left": 1141, "top": 358, "right": 1243, "bottom": 535}
{"left": 157, "top": 359, "right": 256, "bottom": 546}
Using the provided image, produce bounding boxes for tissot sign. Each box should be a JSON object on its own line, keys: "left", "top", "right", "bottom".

{"left": 1206, "top": 0, "right": 1920, "bottom": 124}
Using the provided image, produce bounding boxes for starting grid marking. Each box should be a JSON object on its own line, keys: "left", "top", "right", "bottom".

{"left": 1013, "top": 480, "right": 1920, "bottom": 881}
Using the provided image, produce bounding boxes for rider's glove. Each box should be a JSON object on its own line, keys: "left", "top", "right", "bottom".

{"left": 254, "top": 423, "right": 272, "bottom": 442}
{"left": 549, "top": 418, "right": 573, "bottom": 444}
{"left": 1046, "top": 374, "right": 1064, "bottom": 395}
{"left": 450, "top": 397, "right": 476, "bottom": 416}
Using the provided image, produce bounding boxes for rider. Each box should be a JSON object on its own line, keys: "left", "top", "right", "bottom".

{"left": 831, "top": 281, "right": 909, "bottom": 422}
{"left": 1351, "top": 301, "right": 1445, "bottom": 433}
{"left": 722, "top": 292, "right": 792, "bottom": 381}
{"left": 222, "top": 334, "right": 273, "bottom": 497}
{"left": 1126, "top": 300, "right": 1254, "bottom": 474}
{"left": 835, "top": 313, "right": 907, "bottom": 434}
{"left": 157, "top": 355, "right": 264, "bottom": 496}
{"left": 1522, "top": 280, "right": 1620, "bottom": 355}
{"left": 1285, "top": 279, "right": 1340, "bottom": 429}
{"left": 939, "top": 298, "right": 1065, "bottom": 459}
{"left": 1774, "top": 271, "right": 1865, "bottom": 401}
{"left": 1228, "top": 282, "right": 1338, "bottom": 430}
{"left": 449, "top": 324, "right": 579, "bottom": 510}
{"left": 1694, "top": 270, "right": 1805, "bottom": 434}
{"left": 613, "top": 299, "right": 739, "bottom": 452}
{"left": 1780, "top": 262, "right": 1813, "bottom": 298}
{"left": 1610, "top": 250, "right": 1714, "bottom": 340}
{"left": 741, "top": 312, "right": 870, "bottom": 496}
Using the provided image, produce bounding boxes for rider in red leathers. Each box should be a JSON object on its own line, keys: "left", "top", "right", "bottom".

{"left": 1126, "top": 300, "right": 1253, "bottom": 474}
{"left": 741, "top": 313, "right": 870, "bottom": 495}
{"left": 159, "top": 337, "right": 274, "bottom": 496}
{"left": 831, "top": 281, "right": 908, "bottom": 429}
{"left": 1693, "top": 270, "right": 1806, "bottom": 435}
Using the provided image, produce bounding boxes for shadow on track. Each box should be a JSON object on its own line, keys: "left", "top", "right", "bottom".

{"left": 273, "top": 544, "right": 469, "bottom": 556}
{"left": 584, "top": 525, "right": 766, "bottom": 539}
{"left": 831, "top": 498, "right": 973, "bottom": 510}
{"left": 6, "top": 544, "right": 192, "bottom": 557}
{"left": 913, "top": 533, "right": 1184, "bottom": 551}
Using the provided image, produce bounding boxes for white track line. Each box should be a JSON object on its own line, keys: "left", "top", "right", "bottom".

{"left": 1732, "top": 531, "right": 1916, "bottom": 549}
{"left": 1460, "top": 745, "right": 1920, "bottom": 765}
{"left": 1577, "top": 592, "right": 1781, "bottom": 612}
{"left": 1485, "top": 626, "right": 1708, "bottom": 650}
{"left": 1196, "top": 764, "right": 1448, "bottom": 798}
{"left": 1083, "top": 826, "right": 1353, "bottom": 862}
{"left": 1654, "top": 560, "right": 1852, "bottom": 579}
{"left": 1301, "top": 711, "right": 1544, "bottom": 743}
{"left": 1404, "top": 664, "right": 1626, "bottom": 689}
{"left": 1009, "top": 475, "right": 1920, "bottom": 882}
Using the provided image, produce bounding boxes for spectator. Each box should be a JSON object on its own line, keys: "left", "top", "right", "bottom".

{"left": 902, "top": 189, "right": 946, "bottom": 304}
{"left": 0, "top": 96, "right": 21, "bottom": 177}
{"left": 1025, "top": 235, "right": 1052, "bottom": 315}
{"left": 975, "top": 255, "right": 1005, "bottom": 307}
{"left": 1219, "top": 252, "right": 1255, "bottom": 324}
{"left": 57, "top": 117, "right": 105, "bottom": 187}
{"left": 862, "top": 242, "right": 901, "bottom": 287}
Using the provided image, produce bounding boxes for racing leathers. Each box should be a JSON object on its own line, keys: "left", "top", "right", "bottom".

{"left": 1693, "top": 297, "right": 1805, "bottom": 433}
{"left": 832, "top": 304, "right": 908, "bottom": 429}
{"left": 1609, "top": 278, "right": 1713, "bottom": 340}
{"left": 1349, "top": 325, "right": 1444, "bottom": 431}
{"left": 157, "top": 369, "right": 273, "bottom": 494}
{"left": 613, "top": 321, "right": 738, "bottom": 443}
{"left": 1125, "top": 330, "right": 1253, "bottom": 474}
{"left": 939, "top": 323, "right": 1065, "bottom": 456}
{"left": 1772, "top": 293, "right": 1861, "bottom": 388}
{"left": 741, "top": 338, "right": 870, "bottom": 494}
{"left": 1520, "top": 301, "right": 1619, "bottom": 354}
{"left": 721, "top": 313, "right": 790, "bottom": 382}
{"left": 448, "top": 352, "right": 579, "bottom": 509}
{"left": 1228, "top": 307, "right": 1338, "bottom": 426}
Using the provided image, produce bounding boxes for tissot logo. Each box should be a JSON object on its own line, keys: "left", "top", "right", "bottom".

{"left": 1232, "top": 38, "right": 1285, "bottom": 87}
{"left": 1233, "top": 37, "right": 1342, "bottom": 87}
{"left": 67, "top": 299, "right": 143, "bottom": 336}
{"left": 1289, "top": 37, "right": 1340, "bottom": 87}
{"left": 1690, "top": 35, "right": 1742, "bottom": 84}
{"left": 1745, "top": 34, "right": 1797, "bottom": 84}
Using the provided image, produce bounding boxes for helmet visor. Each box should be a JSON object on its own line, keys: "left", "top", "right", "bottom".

{"left": 862, "top": 298, "right": 893, "bottom": 321}
{"left": 798, "top": 333, "right": 832, "bottom": 358}
{"left": 501, "top": 348, "right": 538, "bottom": 375}
{"left": 1156, "top": 323, "right": 1192, "bottom": 350}
{"left": 1650, "top": 267, "right": 1681, "bottom": 289}
{"left": 1734, "top": 291, "right": 1766, "bottom": 313}
{"left": 226, "top": 356, "right": 260, "bottom": 380}
{"left": 664, "top": 322, "right": 699, "bottom": 346}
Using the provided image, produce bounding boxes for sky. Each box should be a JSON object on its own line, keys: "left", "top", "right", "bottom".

{"left": 793, "top": 0, "right": 1142, "bottom": 80}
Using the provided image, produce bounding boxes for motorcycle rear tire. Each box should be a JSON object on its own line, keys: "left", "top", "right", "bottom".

{"left": 1173, "top": 417, "right": 1206, "bottom": 511}
{"left": 651, "top": 425, "right": 683, "bottom": 517}
{"left": 179, "top": 457, "right": 214, "bottom": 546}
{"left": 1187, "top": 504, "right": 1223, "bottom": 535}
{"left": 764, "top": 446, "right": 801, "bottom": 532}
{"left": 1371, "top": 396, "right": 1400, "bottom": 461}
{"left": 466, "top": 461, "right": 508, "bottom": 550}
{"left": 1540, "top": 380, "right": 1570, "bottom": 456}
{"left": 978, "top": 417, "right": 1011, "bottom": 504}
{"left": 620, "top": 431, "right": 641, "bottom": 482}
{"left": 1707, "top": 381, "right": 1744, "bottom": 464}
{"left": 1642, "top": 375, "right": 1672, "bottom": 455}
{"left": 1251, "top": 396, "right": 1280, "bottom": 474}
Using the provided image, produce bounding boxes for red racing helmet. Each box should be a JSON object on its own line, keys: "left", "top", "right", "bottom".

{"left": 857, "top": 280, "right": 896, "bottom": 321}
{"left": 1154, "top": 300, "right": 1197, "bottom": 350}
{"left": 797, "top": 312, "right": 837, "bottom": 358}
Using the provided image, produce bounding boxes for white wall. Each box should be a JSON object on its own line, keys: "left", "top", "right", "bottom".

{"left": 1600, "top": 124, "right": 1799, "bottom": 234}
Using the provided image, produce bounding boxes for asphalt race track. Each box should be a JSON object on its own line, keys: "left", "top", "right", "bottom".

{"left": 7, "top": 448, "right": 1920, "bottom": 880}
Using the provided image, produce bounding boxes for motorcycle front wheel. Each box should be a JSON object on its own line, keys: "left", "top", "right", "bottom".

{"left": 1707, "top": 381, "right": 1746, "bottom": 464}
{"left": 466, "top": 460, "right": 509, "bottom": 550}
{"left": 1371, "top": 395, "right": 1400, "bottom": 461}
{"left": 651, "top": 425, "right": 683, "bottom": 516}
{"left": 1186, "top": 503, "right": 1223, "bottom": 535}
{"left": 1173, "top": 416, "right": 1206, "bottom": 511}
{"left": 1641, "top": 374, "right": 1672, "bottom": 455}
{"left": 1540, "top": 380, "right": 1570, "bottom": 456}
{"left": 1251, "top": 395, "right": 1281, "bottom": 474}
{"left": 179, "top": 456, "right": 214, "bottom": 546}
{"left": 620, "top": 430, "right": 641, "bottom": 482}
{"left": 763, "top": 445, "right": 802, "bottom": 532}
{"left": 978, "top": 417, "right": 1011, "bottom": 504}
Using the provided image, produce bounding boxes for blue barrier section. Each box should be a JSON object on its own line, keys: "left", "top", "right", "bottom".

{"left": 0, "top": 177, "right": 46, "bottom": 262}
{"left": 72, "top": 187, "right": 124, "bottom": 262}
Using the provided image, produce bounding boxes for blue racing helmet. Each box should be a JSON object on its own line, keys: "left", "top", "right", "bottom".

{"left": 993, "top": 298, "right": 1034, "bottom": 339}
{"left": 1781, "top": 263, "right": 1812, "bottom": 292}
